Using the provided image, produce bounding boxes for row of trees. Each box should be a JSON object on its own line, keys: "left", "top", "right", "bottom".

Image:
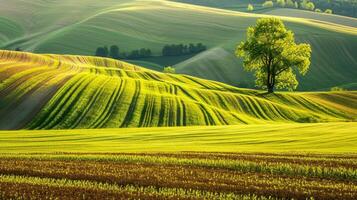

{"left": 260, "top": 0, "right": 333, "bottom": 14}
{"left": 95, "top": 43, "right": 207, "bottom": 59}
{"left": 162, "top": 43, "right": 207, "bottom": 56}
{"left": 312, "top": 0, "right": 356, "bottom": 17}
{"left": 95, "top": 45, "right": 152, "bottom": 59}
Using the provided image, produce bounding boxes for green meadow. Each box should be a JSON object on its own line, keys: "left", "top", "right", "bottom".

{"left": 0, "top": 0, "right": 356, "bottom": 90}
{"left": 0, "top": 0, "right": 357, "bottom": 199}
{"left": 0, "top": 122, "right": 356, "bottom": 153}
{"left": 1, "top": 50, "right": 356, "bottom": 130}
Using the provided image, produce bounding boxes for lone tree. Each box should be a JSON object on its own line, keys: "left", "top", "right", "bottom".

{"left": 95, "top": 47, "right": 109, "bottom": 57}
{"left": 109, "top": 45, "right": 120, "bottom": 59}
{"left": 236, "top": 18, "right": 311, "bottom": 93}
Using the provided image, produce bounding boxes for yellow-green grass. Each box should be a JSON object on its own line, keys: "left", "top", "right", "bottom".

{"left": 0, "top": 122, "right": 356, "bottom": 153}
{"left": 173, "top": 1, "right": 357, "bottom": 27}
{"left": 0, "top": 0, "right": 356, "bottom": 90}
{"left": 1, "top": 50, "right": 356, "bottom": 130}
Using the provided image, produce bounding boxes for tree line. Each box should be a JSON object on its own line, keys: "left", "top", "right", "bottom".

{"left": 95, "top": 43, "right": 207, "bottom": 59}
{"left": 162, "top": 43, "right": 207, "bottom": 56}
{"left": 95, "top": 45, "right": 152, "bottom": 59}
{"left": 311, "top": 0, "right": 356, "bottom": 17}
{"left": 259, "top": 0, "right": 334, "bottom": 14}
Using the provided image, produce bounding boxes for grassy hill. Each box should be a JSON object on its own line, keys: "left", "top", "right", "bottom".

{"left": 265, "top": 8, "right": 357, "bottom": 27}
{"left": 0, "top": 50, "right": 356, "bottom": 130}
{"left": 175, "top": 47, "right": 253, "bottom": 87}
{"left": 0, "top": 0, "right": 356, "bottom": 91}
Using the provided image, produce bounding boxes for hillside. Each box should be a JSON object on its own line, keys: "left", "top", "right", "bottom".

{"left": 172, "top": 0, "right": 357, "bottom": 18}
{"left": 175, "top": 47, "right": 253, "bottom": 87}
{"left": 0, "top": 50, "right": 356, "bottom": 130}
{"left": 0, "top": 0, "right": 356, "bottom": 90}
{"left": 265, "top": 8, "right": 357, "bottom": 27}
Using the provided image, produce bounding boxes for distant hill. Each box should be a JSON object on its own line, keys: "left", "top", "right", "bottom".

{"left": 0, "top": 50, "right": 356, "bottom": 130}
{"left": 173, "top": 0, "right": 357, "bottom": 18}
{"left": 0, "top": 0, "right": 356, "bottom": 90}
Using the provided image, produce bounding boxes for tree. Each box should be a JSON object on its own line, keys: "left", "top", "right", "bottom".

{"left": 286, "top": 0, "right": 295, "bottom": 8}
{"left": 330, "top": 86, "right": 345, "bottom": 92}
{"left": 162, "top": 45, "right": 170, "bottom": 56}
{"left": 95, "top": 47, "right": 108, "bottom": 57}
{"left": 276, "top": 0, "right": 286, "bottom": 7}
{"left": 163, "top": 66, "right": 176, "bottom": 74}
{"left": 324, "top": 9, "right": 333, "bottom": 14}
{"left": 103, "top": 46, "right": 109, "bottom": 57}
{"left": 128, "top": 50, "right": 140, "bottom": 59}
{"left": 247, "top": 4, "right": 254, "bottom": 11}
{"left": 262, "top": 1, "right": 274, "bottom": 8}
{"left": 109, "top": 45, "right": 120, "bottom": 59}
{"left": 315, "top": 8, "right": 322, "bottom": 12}
{"left": 139, "top": 48, "right": 152, "bottom": 57}
{"left": 196, "top": 43, "right": 207, "bottom": 52}
{"left": 300, "top": 0, "right": 315, "bottom": 11}
{"left": 120, "top": 52, "right": 127, "bottom": 59}
{"left": 306, "top": 2, "right": 315, "bottom": 10}
{"left": 236, "top": 18, "right": 311, "bottom": 93}
{"left": 188, "top": 43, "right": 196, "bottom": 54}
{"left": 294, "top": 1, "right": 298, "bottom": 8}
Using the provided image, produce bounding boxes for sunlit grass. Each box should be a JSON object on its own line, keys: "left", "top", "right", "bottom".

{"left": 0, "top": 50, "right": 356, "bottom": 129}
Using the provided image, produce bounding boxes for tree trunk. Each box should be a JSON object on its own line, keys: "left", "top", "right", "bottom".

{"left": 266, "top": 56, "right": 274, "bottom": 93}
{"left": 266, "top": 72, "right": 274, "bottom": 93}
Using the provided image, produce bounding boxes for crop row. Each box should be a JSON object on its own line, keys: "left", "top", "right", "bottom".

{"left": 0, "top": 152, "right": 356, "bottom": 199}
{"left": 0, "top": 174, "right": 274, "bottom": 200}
{"left": 2, "top": 153, "right": 356, "bottom": 181}
{"left": 106, "top": 152, "right": 357, "bottom": 168}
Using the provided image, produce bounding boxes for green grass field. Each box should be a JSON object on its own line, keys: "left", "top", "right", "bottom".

{"left": 0, "top": 122, "right": 356, "bottom": 153}
{"left": 0, "top": 0, "right": 356, "bottom": 90}
{"left": 1, "top": 50, "right": 356, "bottom": 130}
{"left": 0, "top": 2, "right": 357, "bottom": 198}
{"left": 0, "top": 50, "right": 356, "bottom": 199}
{"left": 0, "top": 122, "right": 356, "bottom": 199}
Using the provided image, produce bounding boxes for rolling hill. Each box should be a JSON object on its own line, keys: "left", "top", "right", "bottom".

{"left": 0, "top": 50, "right": 356, "bottom": 130}
{"left": 0, "top": 0, "right": 356, "bottom": 91}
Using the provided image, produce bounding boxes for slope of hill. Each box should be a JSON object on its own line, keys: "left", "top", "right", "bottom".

{"left": 175, "top": 48, "right": 253, "bottom": 87}
{"left": 0, "top": 0, "right": 356, "bottom": 91}
{"left": 172, "top": 0, "right": 267, "bottom": 12}
{"left": 0, "top": 50, "right": 356, "bottom": 130}
{"left": 265, "top": 8, "right": 357, "bottom": 27}
{"left": 172, "top": 0, "right": 357, "bottom": 18}
{"left": 175, "top": 34, "right": 357, "bottom": 90}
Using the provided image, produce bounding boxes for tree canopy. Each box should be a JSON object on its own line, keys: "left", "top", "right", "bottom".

{"left": 236, "top": 18, "right": 311, "bottom": 93}
{"left": 247, "top": 4, "right": 254, "bottom": 11}
{"left": 262, "top": 1, "right": 274, "bottom": 7}
{"left": 95, "top": 46, "right": 109, "bottom": 57}
{"left": 109, "top": 45, "right": 120, "bottom": 59}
